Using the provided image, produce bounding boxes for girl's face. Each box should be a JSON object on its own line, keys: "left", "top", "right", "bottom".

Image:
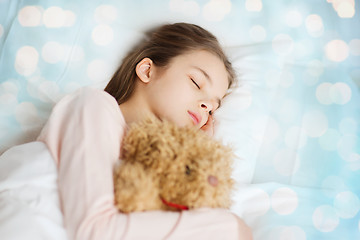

{"left": 144, "top": 50, "right": 229, "bottom": 129}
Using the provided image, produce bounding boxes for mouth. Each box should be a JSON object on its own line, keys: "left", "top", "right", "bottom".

{"left": 188, "top": 111, "right": 201, "bottom": 125}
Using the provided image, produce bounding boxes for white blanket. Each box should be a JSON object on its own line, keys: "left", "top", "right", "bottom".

{"left": 1, "top": 142, "right": 358, "bottom": 240}
{"left": 0, "top": 142, "right": 67, "bottom": 240}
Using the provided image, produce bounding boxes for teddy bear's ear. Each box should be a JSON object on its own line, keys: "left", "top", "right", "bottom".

{"left": 121, "top": 116, "right": 164, "bottom": 167}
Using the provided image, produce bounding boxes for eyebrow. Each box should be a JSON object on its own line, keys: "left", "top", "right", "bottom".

{"left": 191, "top": 66, "right": 222, "bottom": 109}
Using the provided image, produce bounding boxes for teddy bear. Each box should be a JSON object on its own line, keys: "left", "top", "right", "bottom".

{"left": 113, "top": 117, "right": 235, "bottom": 213}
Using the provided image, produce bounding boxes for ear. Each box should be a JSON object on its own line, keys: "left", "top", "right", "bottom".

{"left": 135, "top": 58, "right": 153, "bottom": 83}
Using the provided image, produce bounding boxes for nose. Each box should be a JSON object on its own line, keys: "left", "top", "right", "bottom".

{"left": 208, "top": 175, "right": 218, "bottom": 187}
{"left": 200, "top": 101, "right": 213, "bottom": 114}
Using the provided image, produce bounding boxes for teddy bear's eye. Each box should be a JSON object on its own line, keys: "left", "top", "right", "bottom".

{"left": 185, "top": 165, "right": 191, "bottom": 175}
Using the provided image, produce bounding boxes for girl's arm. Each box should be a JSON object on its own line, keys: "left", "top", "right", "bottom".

{"left": 38, "top": 87, "right": 251, "bottom": 240}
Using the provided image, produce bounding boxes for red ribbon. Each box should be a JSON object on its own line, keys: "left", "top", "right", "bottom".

{"left": 161, "top": 197, "right": 189, "bottom": 210}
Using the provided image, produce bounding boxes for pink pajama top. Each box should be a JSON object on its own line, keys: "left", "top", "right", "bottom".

{"left": 37, "top": 87, "right": 252, "bottom": 240}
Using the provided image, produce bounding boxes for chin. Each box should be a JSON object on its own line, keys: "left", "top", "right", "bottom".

{"left": 171, "top": 118, "right": 189, "bottom": 128}
{"left": 161, "top": 115, "right": 191, "bottom": 128}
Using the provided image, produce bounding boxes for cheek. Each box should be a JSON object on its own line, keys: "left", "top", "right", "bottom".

{"left": 164, "top": 81, "right": 195, "bottom": 104}
{"left": 151, "top": 78, "right": 198, "bottom": 120}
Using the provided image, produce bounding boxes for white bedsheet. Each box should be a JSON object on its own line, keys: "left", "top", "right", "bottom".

{"left": 0, "top": 142, "right": 67, "bottom": 240}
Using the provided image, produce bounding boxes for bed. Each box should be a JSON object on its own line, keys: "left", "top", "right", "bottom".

{"left": 0, "top": 0, "right": 359, "bottom": 239}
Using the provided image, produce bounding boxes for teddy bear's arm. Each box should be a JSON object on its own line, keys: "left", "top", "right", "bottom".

{"left": 113, "top": 161, "right": 162, "bottom": 213}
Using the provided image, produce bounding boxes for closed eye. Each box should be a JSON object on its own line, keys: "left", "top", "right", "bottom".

{"left": 191, "top": 78, "right": 200, "bottom": 89}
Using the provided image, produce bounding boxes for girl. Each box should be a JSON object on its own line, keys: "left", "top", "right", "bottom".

{"left": 37, "top": 22, "right": 252, "bottom": 239}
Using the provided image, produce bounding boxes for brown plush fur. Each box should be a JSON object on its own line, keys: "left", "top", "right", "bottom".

{"left": 113, "top": 117, "right": 234, "bottom": 213}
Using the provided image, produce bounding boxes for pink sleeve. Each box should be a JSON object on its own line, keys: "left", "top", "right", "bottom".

{"left": 37, "top": 87, "right": 251, "bottom": 240}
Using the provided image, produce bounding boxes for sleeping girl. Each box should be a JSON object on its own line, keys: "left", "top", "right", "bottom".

{"left": 11, "top": 22, "right": 253, "bottom": 239}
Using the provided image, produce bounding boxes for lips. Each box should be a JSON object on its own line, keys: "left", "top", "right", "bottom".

{"left": 188, "top": 111, "right": 202, "bottom": 125}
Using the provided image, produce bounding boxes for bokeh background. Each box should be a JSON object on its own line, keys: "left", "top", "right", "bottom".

{"left": 0, "top": 0, "right": 359, "bottom": 239}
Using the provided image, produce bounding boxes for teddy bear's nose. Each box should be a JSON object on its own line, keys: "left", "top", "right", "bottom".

{"left": 208, "top": 175, "right": 218, "bottom": 187}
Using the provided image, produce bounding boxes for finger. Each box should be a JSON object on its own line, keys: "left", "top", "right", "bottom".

{"left": 200, "top": 115, "right": 214, "bottom": 137}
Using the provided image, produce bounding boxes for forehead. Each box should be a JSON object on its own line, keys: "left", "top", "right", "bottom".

{"left": 175, "top": 50, "right": 228, "bottom": 75}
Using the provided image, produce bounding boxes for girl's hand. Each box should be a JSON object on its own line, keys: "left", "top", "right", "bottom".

{"left": 200, "top": 115, "right": 215, "bottom": 137}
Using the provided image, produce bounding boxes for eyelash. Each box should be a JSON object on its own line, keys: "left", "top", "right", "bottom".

{"left": 191, "top": 78, "right": 200, "bottom": 89}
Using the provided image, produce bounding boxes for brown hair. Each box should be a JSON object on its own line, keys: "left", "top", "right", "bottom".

{"left": 105, "top": 22, "right": 235, "bottom": 104}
